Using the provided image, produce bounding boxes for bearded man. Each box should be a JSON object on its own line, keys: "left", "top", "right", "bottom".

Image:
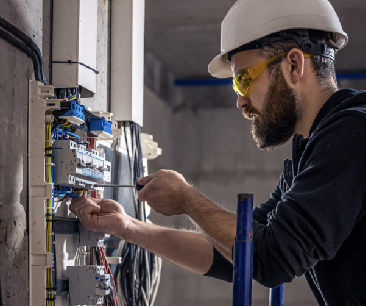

{"left": 70, "top": 0, "right": 366, "bottom": 305}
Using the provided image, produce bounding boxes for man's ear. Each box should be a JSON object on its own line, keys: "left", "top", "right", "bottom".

{"left": 284, "top": 48, "right": 305, "bottom": 85}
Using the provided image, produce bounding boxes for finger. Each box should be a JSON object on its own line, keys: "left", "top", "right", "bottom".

{"left": 87, "top": 196, "right": 103, "bottom": 204}
{"left": 70, "top": 195, "right": 87, "bottom": 215}
{"left": 73, "top": 199, "right": 100, "bottom": 218}
{"left": 70, "top": 194, "right": 85, "bottom": 207}
{"left": 78, "top": 204, "right": 100, "bottom": 225}
{"left": 138, "top": 172, "right": 157, "bottom": 185}
{"left": 138, "top": 188, "right": 148, "bottom": 202}
{"left": 98, "top": 200, "right": 122, "bottom": 213}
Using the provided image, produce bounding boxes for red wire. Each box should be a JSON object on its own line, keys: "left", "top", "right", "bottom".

{"left": 102, "top": 247, "right": 118, "bottom": 306}
{"left": 98, "top": 247, "right": 117, "bottom": 306}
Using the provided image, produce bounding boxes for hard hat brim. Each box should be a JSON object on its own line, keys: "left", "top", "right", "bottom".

{"left": 208, "top": 53, "right": 233, "bottom": 79}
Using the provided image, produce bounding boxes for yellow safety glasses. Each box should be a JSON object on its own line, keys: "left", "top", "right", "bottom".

{"left": 232, "top": 52, "right": 312, "bottom": 98}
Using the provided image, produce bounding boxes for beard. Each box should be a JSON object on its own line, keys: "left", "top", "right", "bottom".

{"left": 243, "top": 66, "right": 299, "bottom": 150}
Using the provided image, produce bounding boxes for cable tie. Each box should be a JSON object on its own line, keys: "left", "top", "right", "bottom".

{"left": 46, "top": 219, "right": 55, "bottom": 223}
{"left": 46, "top": 287, "right": 57, "bottom": 290}
{"left": 45, "top": 163, "right": 55, "bottom": 166}
{"left": 52, "top": 60, "right": 99, "bottom": 74}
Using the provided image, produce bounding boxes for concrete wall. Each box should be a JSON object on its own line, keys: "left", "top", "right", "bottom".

{"left": 142, "top": 89, "right": 318, "bottom": 306}
{"left": 0, "top": 0, "right": 51, "bottom": 305}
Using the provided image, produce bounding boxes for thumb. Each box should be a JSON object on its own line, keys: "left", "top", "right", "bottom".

{"left": 138, "top": 173, "right": 157, "bottom": 185}
{"left": 89, "top": 197, "right": 103, "bottom": 204}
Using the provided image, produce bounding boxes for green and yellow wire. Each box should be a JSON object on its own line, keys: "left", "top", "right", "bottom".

{"left": 45, "top": 123, "right": 55, "bottom": 306}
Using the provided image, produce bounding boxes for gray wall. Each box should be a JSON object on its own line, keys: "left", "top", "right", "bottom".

{"left": 142, "top": 88, "right": 318, "bottom": 306}
{"left": 0, "top": 0, "right": 52, "bottom": 305}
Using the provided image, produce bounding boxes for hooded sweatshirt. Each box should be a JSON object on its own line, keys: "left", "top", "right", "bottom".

{"left": 205, "top": 89, "right": 366, "bottom": 306}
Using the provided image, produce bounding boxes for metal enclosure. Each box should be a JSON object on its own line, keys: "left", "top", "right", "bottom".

{"left": 110, "top": 0, "right": 145, "bottom": 126}
{"left": 52, "top": 0, "right": 98, "bottom": 96}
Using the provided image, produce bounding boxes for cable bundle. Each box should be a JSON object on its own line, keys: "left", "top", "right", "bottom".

{"left": 0, "top": 16, "right": 47, "bottom": 84}
{"left": 115, "top": 122, "right": 162, "bottom": 306}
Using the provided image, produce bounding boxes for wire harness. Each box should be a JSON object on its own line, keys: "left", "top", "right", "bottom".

{"left": 115, "top": 123, "right": 162, "bottom": 306}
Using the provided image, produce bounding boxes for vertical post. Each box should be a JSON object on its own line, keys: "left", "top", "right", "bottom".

{"left": 233, "top": 194, "right": 253, "bottom": 306}
{"left": 269, "top": 285, "right": 284, "bottom": 306}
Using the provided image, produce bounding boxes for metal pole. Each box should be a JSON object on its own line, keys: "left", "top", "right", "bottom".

{"left": 269, "top": 285, "right": 284, "bottom": 306}
{"left": 233, "top": 194, "right": 253, "bottom": 306}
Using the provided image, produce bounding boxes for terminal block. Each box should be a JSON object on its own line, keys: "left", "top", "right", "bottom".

{"left": 89, "top": 117, "right": 113, "bottom": 138}
{"left": 53, "top": 139, "right": 111, "bottom": 189}
{"left": 59, "top": 100, "right": 86, "bottom": 125}
{"left": 66, "top": 265, "right": 110, "bottom": 305}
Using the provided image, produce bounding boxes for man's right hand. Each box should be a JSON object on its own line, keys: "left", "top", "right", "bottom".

{"left": 69, "top": 195, "right": 131, "bottom": 237}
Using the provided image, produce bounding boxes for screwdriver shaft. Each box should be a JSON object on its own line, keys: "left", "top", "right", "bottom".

{"left": 94, "top": 184, "right": 135, "bottom": 188}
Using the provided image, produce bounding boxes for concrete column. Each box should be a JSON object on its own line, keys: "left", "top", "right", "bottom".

{"left": 0, "top": 1, "right": 48, "bottom": 305}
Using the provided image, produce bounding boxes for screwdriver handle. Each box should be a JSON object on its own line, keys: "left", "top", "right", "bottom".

{"left": 136, "top": 182, "right": 144, "bottom": 191}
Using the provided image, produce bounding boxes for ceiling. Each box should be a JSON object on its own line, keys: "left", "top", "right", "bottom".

{"left": 145, "top": 0, "right": 366, "bottom": 80}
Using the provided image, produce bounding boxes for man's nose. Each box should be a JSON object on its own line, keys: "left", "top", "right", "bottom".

{"left": 236, "top": 95, "right": 250, "bottom": 109}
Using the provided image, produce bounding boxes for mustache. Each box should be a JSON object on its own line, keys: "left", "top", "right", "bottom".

{"left": 242, "top": 105, "right": 260, "bottom": 119}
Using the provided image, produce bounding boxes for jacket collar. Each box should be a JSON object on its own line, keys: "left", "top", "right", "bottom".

{"left": 308, "top": 89, "right": 359, "bottom": 137}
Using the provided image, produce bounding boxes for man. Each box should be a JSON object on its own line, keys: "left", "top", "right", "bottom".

{"left": 70, "top": 0, "right": 366, "bottom": 305}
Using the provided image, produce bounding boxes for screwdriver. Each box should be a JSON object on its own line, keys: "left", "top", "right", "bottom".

{"left": 93, "top": 182, "right": 145, "bottom": 191}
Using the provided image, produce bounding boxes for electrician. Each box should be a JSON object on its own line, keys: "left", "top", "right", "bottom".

{"left": 70, "top": 0, "right": 366, "bottom": 305}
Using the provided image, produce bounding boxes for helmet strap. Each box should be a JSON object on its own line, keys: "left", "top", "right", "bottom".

{"left": 227, "top": 29, "right": 335, "bottom": 61}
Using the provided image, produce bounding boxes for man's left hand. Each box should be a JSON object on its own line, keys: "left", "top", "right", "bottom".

{"left": 137, "top": 169, "right": 193, "bottom": 216}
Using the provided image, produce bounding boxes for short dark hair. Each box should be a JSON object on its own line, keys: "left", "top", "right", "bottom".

{"left": 259, "top": 30, "right": 338, "bottom": 87}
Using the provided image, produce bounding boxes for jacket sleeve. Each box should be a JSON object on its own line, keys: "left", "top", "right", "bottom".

{"left": 204, "top": 174, "right": 285, "bottom": 282}
{"left": 253, "top": 173, "right": 285, "bottom": 225}
{"left": 252, "top": 112, "right": 366, "bottom": 288}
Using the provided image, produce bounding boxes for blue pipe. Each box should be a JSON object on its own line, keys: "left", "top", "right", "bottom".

{"left": 269, "top": 285, "right": 284, "bottom": 306}
{"left": 233, "top": 194, "right": 253, "bottom": 306}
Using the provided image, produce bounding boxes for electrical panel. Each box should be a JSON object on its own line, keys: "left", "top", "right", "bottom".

{"left": 28, "top": 81, "right": 162, "bottom": 306}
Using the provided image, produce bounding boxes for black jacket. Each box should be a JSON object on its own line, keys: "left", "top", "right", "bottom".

{"left": 205, "top": 89, "right": 366, "bottom": 306}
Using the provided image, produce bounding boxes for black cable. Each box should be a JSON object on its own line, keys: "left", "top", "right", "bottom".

{"left": 0, "top": 27, "right": 43, "bottom": 82}
{"left": 0, "top": 16, "right": 47, "bottom": 84}
{"left": 117, "top": 122, "right": 158, "bottom": 306}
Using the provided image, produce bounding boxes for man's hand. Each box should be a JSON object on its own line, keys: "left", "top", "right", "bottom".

{"left": 69, "top": 195, "right": 131, "bottom": 237}
{"left": 138, "top": 169, "right": 193, "bottom": 216}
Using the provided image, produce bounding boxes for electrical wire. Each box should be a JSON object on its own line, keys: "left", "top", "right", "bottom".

{"left": 0, "top": 16, "right": 47, "bottom": 84}
{"left": 45, "top": 123, "right": 56, "bottom": 306}
{"left": 116, "top": 123, "right": 162, "bottom": 306}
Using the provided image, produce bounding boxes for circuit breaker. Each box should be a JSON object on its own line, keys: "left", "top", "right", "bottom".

{"left": 66, "top": 265, "right": 110, "bottom": 305}
{"left": 53, "top": 139, "right": 111, "bottom": 190}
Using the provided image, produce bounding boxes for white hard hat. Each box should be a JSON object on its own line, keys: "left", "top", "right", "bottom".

{"left": 208, "top": 0, "right": 348, "bottom": 78}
